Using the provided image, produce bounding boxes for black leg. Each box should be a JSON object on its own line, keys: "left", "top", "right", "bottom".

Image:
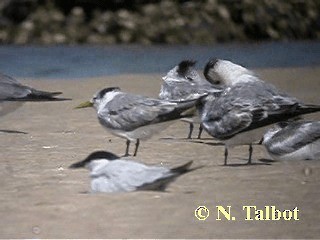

{"left": 224, "top": 146, "right": 228, "bottom": 166}
{"left": 133, "top": 139, "right": 140, "bottom": 156}
{"left": 197, "top": 125, "right": 203, "bottom": 139}
{"left": 258, "top": 137, "right": 264, "bottom": 145}
{"left": 247, "top": 144, "right": 253, "bottom": 165}
{"left": 187, "top": 123, "right": 194, "bottom": 139}
{"left": 125, "top": 139, "right": 130, "bottom": 156}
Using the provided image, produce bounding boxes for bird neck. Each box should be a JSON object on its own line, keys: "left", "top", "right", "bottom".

{"left": 88, "top": 159, "right": 110, "bottom": 171}
{"left": 97, "top": 91, "right": 122, "bottom": 111}
{"left": 262, "top": 128, "right": 280, "bottom": 144}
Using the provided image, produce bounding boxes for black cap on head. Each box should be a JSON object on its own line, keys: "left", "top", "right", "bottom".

{"left": 69, "top": 151, "right": 120, "bottom": 169}
{"left": 203, "top": 58, "right": 218, "bottom": 79}
{"left": 177, "top": 60, "right": 196, "bottom": 77}
{"left": 97, "top": 87, "right": 121, "bottom": 99}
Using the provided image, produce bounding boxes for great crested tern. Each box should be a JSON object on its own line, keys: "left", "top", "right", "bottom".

{"left": 262, "top": 120, "right": 320, "bottom": 161}
{"left": 198, "top": 58, "right": 320, "bottom": 165}
{"left": 159, "top": 60, "right": 222, "bottom": 139}
{"left": 69, "top": 151, "right": 197, "bottom": 193}
{"left": 0, "top": 72, "right": 68, "bottom": 117}
{"left": 76, "top": 87, "right": 195, "bottom": 156}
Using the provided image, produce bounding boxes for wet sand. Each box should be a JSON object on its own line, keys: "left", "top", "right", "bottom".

{"left": 0, "top": 67, "right": 320, "bottom": 238}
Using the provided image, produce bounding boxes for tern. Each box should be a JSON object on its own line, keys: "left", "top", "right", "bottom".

{"left": 76, "top": 87, "right": 195, "bottom": 156}
{"left": 69, "top": 151, "right": 197, "bottom": 193}
{"left": 198, "top": 58, "right": 320, "bottom": 165}
{"left": 159, "top": 60, "right": 222, "bottom": 139}
{"left": 0, "top": 72, "right": 68, "bottom": 117}
{"left": 262, "top": 120, "right": 320, "bottom": 161}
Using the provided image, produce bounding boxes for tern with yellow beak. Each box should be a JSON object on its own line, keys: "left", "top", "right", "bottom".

{"left": 76, "top": 87, "right": 195, "bottom": 156}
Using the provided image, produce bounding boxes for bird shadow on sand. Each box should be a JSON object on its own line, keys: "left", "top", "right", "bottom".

{"left": 78, "top": 191, "right": 90, "bottom": 194}
{"left": 222, "top": 158, "right": 277, "bottom": 167}
{"left": 157, "top": 190, "right": 198, "bottom": 194}
{"left": 223, "top": 162, "right": 271, "bottom": 167}
{"left": 0, "top": 129, "right": 28, "bottom": 134}
{"left": 259, "top": 158, "right": 278, "bottom": 164}
{"left": 186, "top": 140, "right": 264, "bottom": 147}
{"left": 78, "top": 189, "right": 197, "bottom": 195}
{"left": 160, "top": 137, "right": 222, "bottom": 145}
{"left": 190, "top": 140, "right": 224, "bottom": 146}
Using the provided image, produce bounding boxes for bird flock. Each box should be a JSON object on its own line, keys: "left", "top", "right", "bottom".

{"left": 1, "top": 58, "right": 320, "bottom": 193}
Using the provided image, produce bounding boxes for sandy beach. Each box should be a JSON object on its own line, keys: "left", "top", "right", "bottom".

{"left": 0, "top": 67, "right": 320, "bottom": 238}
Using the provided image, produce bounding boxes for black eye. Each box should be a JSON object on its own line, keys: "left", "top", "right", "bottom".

{"left": 186, "top": 77, "right": 194, "bottom": 81}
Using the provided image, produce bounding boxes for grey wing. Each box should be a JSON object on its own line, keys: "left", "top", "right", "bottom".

{"left": 98, "top": 93, "right": 177, "bottom": 131}
{"left": 0, "top": 73, "right": 62, "bottom": 100}
{"left": 160, "top": 81, "right": 220, "bottom": 101}
{"left": 267, "top": 121, "right": 320, "bottom": 155}
{"left": 201, "top": 82, "right": 300, "bottom": 139}
{"left": 160, "top": 81, "right": 206, "bottom": 101}
{"left": 0, "top": 73, "right": 32, "bottom": 100}
{"left": 91, "top": 160, "right": 171, "bottom": 192}
{"left": 237, "top": 81, "right": 300, "bottom": 109}
{"left": 0, "top": 72, "right": 20, "bottom": 84}
{"left": 198, "top": 83, "right": 223, "bottom": 97}
{"left": 202, "top": 100, "right": 255, "bottom": 139}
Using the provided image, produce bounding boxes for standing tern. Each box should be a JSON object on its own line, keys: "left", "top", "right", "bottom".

{"left": 262, "top": 120, "right": 320, "bottom": 161}
{"left": 69, "top": 151, "right": 197, "bottom": 193}
{"left": 0, "top": 72, "right": 68, "bottom": 117}
{"left": 159, "top": 60, "right": 222, "bottom": 139}
{"left": 198, "top": 58, "right": 320, "bottom": 165}
{"left": 76, "top": 87, "right": 195, "bottom": 156}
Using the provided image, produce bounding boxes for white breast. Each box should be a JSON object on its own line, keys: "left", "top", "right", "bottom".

{"left": 109, "top": 120, "right": 173, "bottom": 141}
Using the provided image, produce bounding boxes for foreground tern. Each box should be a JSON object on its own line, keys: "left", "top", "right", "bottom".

{"left": 76, "top": 87, "right": 194, "bottom": 156}
{"left": 0, "top": 72, "right": 68, "bottom": 117}
{"left": 159, "top": 60, "right": 222, "bottom": 139}
{"left": 262, "top": 120, "right": 320, "bottom": 161}
{"left": 69, "top": 151, "right": 197, "bottom": 193}
{"left": 198, "top": 58, "right": 320, "bottom": 165}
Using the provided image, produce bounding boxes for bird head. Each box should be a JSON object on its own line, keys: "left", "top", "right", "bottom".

{"left": 261, "top": 124, "right": 283, "bottom": 144}
{"left": 162, "top": 60, "right": 206, "bottom": 85}
{"left": 75, "top": 87, "right": 121, "bottom": 109}
{"left": 69, "top": 151, "right": 120, "bottom": 170}
{"left": 204, "top": 58, "right": 256, "bottom": 86}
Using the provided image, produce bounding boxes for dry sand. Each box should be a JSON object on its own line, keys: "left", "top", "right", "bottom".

{"left": 0, "top": 67, "right": 320, "bottom": 238}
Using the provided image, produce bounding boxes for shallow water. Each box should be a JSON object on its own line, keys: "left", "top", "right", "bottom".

{"left": 0, "top": 41, "right": 320, "bottom": 79}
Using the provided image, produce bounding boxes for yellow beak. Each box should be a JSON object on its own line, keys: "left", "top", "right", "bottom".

{"left": 75, "top": 101, "right": 93, "bottom": 109}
